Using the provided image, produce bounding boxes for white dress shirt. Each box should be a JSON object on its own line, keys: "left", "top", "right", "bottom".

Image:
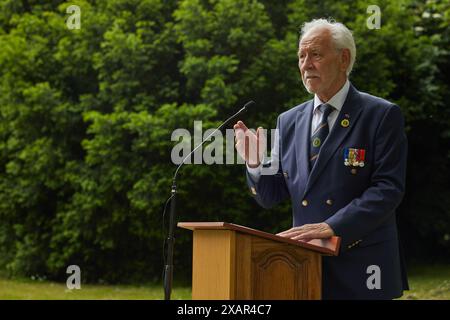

{"left": 247, "top": 79, "right": 350, "bottom": 182}
{"left": 311, "top": 79, "right": 350, "bottom": 135}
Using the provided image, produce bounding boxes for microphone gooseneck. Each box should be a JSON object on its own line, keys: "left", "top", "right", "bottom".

{"left": 163, "top": 100, "right": 255, "bottom": 300}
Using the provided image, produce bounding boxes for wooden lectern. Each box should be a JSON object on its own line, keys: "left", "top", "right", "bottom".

{"left": 178, "top": 222, "right": 341, "bottom": 300}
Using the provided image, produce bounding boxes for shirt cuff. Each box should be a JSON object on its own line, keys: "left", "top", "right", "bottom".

{"left": 247, "top": 162, "right": 262, "bottom": 183}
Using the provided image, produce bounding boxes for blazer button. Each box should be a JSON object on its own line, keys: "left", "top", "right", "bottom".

{"left": 326, "top": 199, "right": 333, "bottom": 206}
{"left": 302, "top": 199, "right": 308, "bottom": 207}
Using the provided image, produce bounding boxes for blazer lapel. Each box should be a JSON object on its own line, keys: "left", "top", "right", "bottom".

{"left": 294, "top": 100, "right": 314, "bottom": 189}
{"left": 303, "top": 84, "right": 363, "bottom": 196}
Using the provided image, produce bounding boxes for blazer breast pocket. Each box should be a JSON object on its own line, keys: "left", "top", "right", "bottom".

{"left": 342, "top": 146, "right": 370, "bottom": 177}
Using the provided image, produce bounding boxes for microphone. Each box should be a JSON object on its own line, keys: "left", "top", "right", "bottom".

{"left": 163, "top": 100, "right": 255, "bottom": 300}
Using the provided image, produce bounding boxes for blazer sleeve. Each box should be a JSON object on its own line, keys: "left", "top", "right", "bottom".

{"left": 325, "top": 104, "right": 407, "bottom": 246}
{"left": 246, "top": 116, "right": 290, "bottom": 209}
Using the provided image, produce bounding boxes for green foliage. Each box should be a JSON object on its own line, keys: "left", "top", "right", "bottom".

{"left": 0, "top": 0, "right": 448, "bottom": 283}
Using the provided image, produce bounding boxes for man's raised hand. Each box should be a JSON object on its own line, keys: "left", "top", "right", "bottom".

{"left": 233, "top": 121, "right": 266, "bottom": 168}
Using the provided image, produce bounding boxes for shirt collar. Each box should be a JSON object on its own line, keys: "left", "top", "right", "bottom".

{"left": 313, "top": 79, "right": 350, "bottom": 113}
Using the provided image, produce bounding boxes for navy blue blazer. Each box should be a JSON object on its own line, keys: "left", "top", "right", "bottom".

{"left": 247, "top": 83, "right": 408, "bottom": 299}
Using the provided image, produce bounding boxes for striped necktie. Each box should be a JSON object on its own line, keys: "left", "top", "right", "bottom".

{"left": 310, "top": 103, "right": 334, "bottom": 169}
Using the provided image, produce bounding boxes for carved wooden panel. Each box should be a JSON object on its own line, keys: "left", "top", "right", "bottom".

{"left": 252, "top": 248, "right": 309, "bottom": 299}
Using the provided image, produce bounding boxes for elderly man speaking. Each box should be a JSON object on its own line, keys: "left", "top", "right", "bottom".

{"left": 234, "top": 19, "right": 408, "bottom": 299}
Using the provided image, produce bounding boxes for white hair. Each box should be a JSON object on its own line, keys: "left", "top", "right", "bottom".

{"left": 300, "top": 18, "right": 356, "bottom": 76}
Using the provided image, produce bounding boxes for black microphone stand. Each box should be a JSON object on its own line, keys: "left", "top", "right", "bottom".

{"left": 163, "top": 101, "right": 255, "bottom": 300}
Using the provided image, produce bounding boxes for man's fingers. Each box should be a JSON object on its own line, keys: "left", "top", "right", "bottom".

{"left": 278, "top": 232, "right": 299, "bottom": 238}
{"left": 278, "top": 225, "right": 308, "bottom": 235}
{"left": 277, "top": 228, "right": 304, "bottom": 238}
{"left": 279, "top": 230, "right": 314, "bottom": 241}
{"left": 244, "top": 134, "right": 250, "bottom": 163}
{"left": 277, "top": 229, "right": 297, "bottom": 236}
{"left": 292, "top": 232, "right": 317, "bottom": 240}
{"left": 256, "top": 127, "right": 262, "bottom": 138}
{"left": 235, "top": 128, "right": 245, "bottom": 141}
{"left": 234, "top": 123, "right": 266, "bottom": 167}
{"left": 277, "top": 225, "right": 319, "bottom": 238}
{"left": 235, "top": 120, "right": 248, "bottom": 132}
{"left": 276, "top": 227, "right": 297, "bottom": 236}
{"left": 256, "top": 127, "right": 266, "bottom": 155}
{"left": 234, "top": 121, "right": 253, "bottom": 143}
{"left": 233, "top": 122, "right": 246, "bottom": 141}
{"left": 277, "top": 223, "right": 333, "bottom": 241}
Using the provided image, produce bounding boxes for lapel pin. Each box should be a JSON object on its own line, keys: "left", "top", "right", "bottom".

{"left": 341, "top": 119, "right": 350, "bottom": 128}
{"left": 313, "top": 137, "right": 321, "bottom": 147}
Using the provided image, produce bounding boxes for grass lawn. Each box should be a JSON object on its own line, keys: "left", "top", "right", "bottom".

{"left": 399, "top": 264, "right": 450, "bottom": 300}
{"left": 0, "top": 277, "right": 191, "bottom": 300}
{"left": 0, "top": 264, "right": 448, "bottom": 300}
